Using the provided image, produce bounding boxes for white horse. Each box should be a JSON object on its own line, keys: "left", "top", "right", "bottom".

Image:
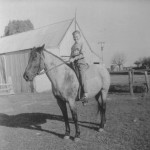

{"left": 23, "top": 45, "right": 110, "bottom": 142}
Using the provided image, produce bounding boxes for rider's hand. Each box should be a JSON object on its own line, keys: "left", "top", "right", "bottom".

{"left": 69, "top": 58, "right": 74, "bottom": 63}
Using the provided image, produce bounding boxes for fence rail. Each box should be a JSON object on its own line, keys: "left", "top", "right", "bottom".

{"left": 110, "top": 70, "right": 150, "bottom": 75}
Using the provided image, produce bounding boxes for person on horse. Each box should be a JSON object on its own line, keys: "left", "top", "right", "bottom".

{"left": 69, "top": 30, "right": 89, "bottom": 104}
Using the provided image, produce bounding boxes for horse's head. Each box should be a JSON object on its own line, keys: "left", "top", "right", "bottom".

{"left": 23, "top": 44, "right": 45, "bottom": 81}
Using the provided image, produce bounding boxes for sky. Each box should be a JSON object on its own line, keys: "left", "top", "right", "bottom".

{"left": 0, "top": 0, "right": 150, "bottom": 67}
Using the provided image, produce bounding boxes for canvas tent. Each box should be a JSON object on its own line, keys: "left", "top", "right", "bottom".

{"left": 0, "top": 18, "right": 100, "bottom": 94}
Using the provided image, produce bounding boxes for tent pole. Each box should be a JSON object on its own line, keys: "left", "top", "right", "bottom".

{"left": 75, "top": 8, "right": 77, "bottom": 30}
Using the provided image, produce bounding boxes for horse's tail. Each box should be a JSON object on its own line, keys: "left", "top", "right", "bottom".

{"left": 95, "top": 91, "right": 101, "bottom": 115}
{"left": 96, "top": 101, "right": 100, "bottom": 116}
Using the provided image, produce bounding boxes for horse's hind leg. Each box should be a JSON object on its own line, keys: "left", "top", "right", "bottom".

{"left": 68, "top": 100, "right": 80, "bottom": 142}
{"left": 96, "top": 89, "right": 108, "bottom": 132}
{"left": 56, "top": 98, "right": 70, "bottom": 139}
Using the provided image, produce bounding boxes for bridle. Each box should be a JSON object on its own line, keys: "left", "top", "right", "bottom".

{"left": 36, "top": 49, "right": 70, "bottom": 76}
{"left": 36, "top": 52, "right": 43, "bottom": 75}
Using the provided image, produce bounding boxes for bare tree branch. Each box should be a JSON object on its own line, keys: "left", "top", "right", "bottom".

{"left": 111, "top": 52, "right": 126, "bottom": 71}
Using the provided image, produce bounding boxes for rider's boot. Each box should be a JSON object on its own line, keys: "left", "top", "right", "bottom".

{"left": 80, "top": 93, "right": 88, "bottom": 106}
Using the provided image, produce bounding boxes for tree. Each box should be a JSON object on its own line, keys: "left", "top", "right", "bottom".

{"left": 134, "top": 57, "right": 150, "bottom": 69}
{"left": 4, "top": 20, "right": 34, "bottom": 36}
{"left": 134, "top": 60, "right": 141, "bottom": 68}
{"left": 111, "top": 52, "right": 126, "bottom": 71}
{"left": 141, "top": 57, "right": 150, "bottom": 68}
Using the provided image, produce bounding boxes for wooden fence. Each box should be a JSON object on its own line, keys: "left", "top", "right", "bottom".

{"left": 109, "top": 70, "right": 150, "bottom": 95}
{"left": 0, "top": 76, "right": 14, "bottom": 95}
{"left": 128, "top": 70, "right": 149, "bottom": 96}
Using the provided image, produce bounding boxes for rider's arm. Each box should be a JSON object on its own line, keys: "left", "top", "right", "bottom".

{"left": 73, "top": 43, "right": 84, "bottom": 61}
{"left": 73, "top": 52, "right": 84, "bottom": 61}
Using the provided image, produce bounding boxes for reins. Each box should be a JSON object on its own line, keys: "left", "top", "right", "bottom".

{"left": 37, "top": 49, "right": 70, "bottom": 75}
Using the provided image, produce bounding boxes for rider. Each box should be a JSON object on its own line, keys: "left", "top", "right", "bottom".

{"left": 69, "top": 30, "right": 89, "bottom": 104}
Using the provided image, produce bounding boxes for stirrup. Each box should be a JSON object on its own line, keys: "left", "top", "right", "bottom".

{"left": 82, "top": 99, "right": 88, "bottom": 106}
{"left": 80, "top": 96, "right": 88, "bottom": 105}
{"left": 79, "top": 95, "right": 87, "bottom": 102}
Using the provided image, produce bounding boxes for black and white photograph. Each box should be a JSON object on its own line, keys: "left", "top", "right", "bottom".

{"left": 0, "top": 0, "right": 150, "bottom": 149}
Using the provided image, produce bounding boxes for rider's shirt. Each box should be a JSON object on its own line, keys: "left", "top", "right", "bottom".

{"left": 70, "top": 42, "right": 86, "bottom": 66}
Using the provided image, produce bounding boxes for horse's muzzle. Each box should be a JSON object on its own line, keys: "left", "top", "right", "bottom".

{"left": 23, "top": 72, "right": 29, "bottom": 81}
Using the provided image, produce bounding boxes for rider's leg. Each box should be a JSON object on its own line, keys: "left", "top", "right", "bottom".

{"left": 78, "top": 64, "right": 88, "bottom": 104}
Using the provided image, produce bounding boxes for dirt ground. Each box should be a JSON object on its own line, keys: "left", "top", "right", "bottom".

{"left": 0, "top": 92, "right": 150, "bottom": 150}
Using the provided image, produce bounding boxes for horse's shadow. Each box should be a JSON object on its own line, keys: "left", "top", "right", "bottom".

{"left": 0, "top": 113, "right": 99, "bottom": 139}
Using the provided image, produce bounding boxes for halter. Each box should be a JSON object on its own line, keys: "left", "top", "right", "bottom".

{"left": 37, "top": 49, "right": 70, "bottom": 76}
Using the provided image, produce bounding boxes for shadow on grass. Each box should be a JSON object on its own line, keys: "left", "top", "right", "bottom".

{"left": 0, "top": 113, "right": 99, "bottom": 139}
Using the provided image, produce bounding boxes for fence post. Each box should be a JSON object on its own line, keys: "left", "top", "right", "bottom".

{"left": 128, "top": 70, "right": 134, "bottom": 96}
{"left": 132, "top": 69, "right": 134, "bottom": 84}
{"left": 144, "top": 71, "right": 149, "bottom": 92}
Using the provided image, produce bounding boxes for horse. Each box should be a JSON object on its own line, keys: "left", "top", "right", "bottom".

{"left": 23, "top": 44, "right": 110, "bottom": 142}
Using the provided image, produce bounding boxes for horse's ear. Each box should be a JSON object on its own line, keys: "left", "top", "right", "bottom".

{"left": 41, "top": 44, "right": 45, "bottom": 49}
{"left": 36, "top": 44, "right": 45, "bottom": 54}
{"left": 38, "top": 44, "right": 45, "bottom": 53}
{"left": 32, "top": 47, "right": 36, "bottom": 50}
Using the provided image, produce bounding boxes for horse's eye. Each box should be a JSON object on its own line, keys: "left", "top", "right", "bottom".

{"left": 32, "top": 54, "right": 37, "bottom": 60}
{"left": 32, "top": 57, "right": 36, "bottom": 61}
{"left": 34, "top": 66, "right": 38, "bottom": 69}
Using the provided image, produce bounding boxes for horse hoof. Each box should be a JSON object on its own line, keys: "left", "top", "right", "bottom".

{"left": 74, "top": 137, "right": 80, "bottom": 142}
{"left": 98, "top": 128, "right": 104, "bottom": 132}
{"left": 64, "top": 135, "right": 70, "bottom": 140}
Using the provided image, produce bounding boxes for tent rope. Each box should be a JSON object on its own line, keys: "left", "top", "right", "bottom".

{"left": 38, "top": 61, "right": 69, "bottom": 75}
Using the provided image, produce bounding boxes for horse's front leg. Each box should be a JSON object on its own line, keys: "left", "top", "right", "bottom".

{"left": 68, "top": 100, "right": 80, "bottom": 142}
{"left": 56, "top": 98, "right": 70, "bottom": 139}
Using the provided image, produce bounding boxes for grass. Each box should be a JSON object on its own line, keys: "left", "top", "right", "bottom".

{"left": 0, "top": 92, "right": 150, "bottom": 150}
